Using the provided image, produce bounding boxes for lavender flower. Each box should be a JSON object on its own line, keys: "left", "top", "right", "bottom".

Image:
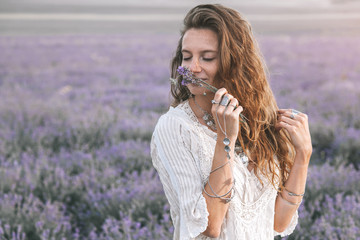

{"left": 170, "top": 66, "right": 218, "bottom": 93}
{"left": 177, "top": 66, "right": 196, "bottom": 85}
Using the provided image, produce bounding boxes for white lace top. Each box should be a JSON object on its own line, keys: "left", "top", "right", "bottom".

{"left": 150, "top": 100, "right": 298, "bottom": 240}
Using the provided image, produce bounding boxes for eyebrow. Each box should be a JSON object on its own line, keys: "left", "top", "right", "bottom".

{"left": 181, "top": 49, "right": 218, "bottom": 54}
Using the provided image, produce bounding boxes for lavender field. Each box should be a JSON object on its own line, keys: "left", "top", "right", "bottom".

{"left": 0, "top": 34, "right": 359, "bottom": 239}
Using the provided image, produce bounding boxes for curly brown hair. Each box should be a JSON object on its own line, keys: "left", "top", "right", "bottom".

{"left": 170, "top": 4, "right": 295, "bottom": 190}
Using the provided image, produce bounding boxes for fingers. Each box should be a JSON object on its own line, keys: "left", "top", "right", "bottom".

{"left": 224, "top": 98, "right": 239, "bottom": 115}
{"left": 233, "top": 105, "right": 244, "bottom": 116}
{"left": 211, "top": 87, "right": 244, "bottom": 113}
{"left": 211, "top": 88, "right": 243, "bottom": 116}
{"left": 278, "top": 109, "right": 307, "bottom": 121}
{"left": 278, "top": 114, "right": 298, "bottom": 126}
{"left": 277, "top": 109, "right": 312, "bottom": 157}
{"left": 211, "top": 88, "right": 231, "bottom": 115}
{"left": 211, "top": 90, "right": 244, "bottom": 123}
{"left": 276, "top": 120, "right": 296, "bottom": 134}
{"left": 213, "top": 88, "right": 228, "bottom": 103}
{"left": 211, "top": 90, "right": 244, "bottom": 140}
{"left": 276, "top": 109, "right": 309, "bottom": 132}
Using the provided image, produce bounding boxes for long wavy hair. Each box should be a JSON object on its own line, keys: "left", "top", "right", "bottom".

{"left": 170, "top": 4, "right": 295, "bottom": 190}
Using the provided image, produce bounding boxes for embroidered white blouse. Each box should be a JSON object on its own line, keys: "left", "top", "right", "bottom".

{"left": 150, "top": 100, "right": 298, "bottom": 240}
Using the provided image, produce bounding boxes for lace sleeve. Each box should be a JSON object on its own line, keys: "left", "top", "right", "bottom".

{"left": 151, "top": 115, "right": 209, "bottom": 239}
{"left": 274, "top": 209, "right": 299, "bottom": 237}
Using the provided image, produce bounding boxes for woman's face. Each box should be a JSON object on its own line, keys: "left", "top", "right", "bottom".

{"left": 181, "top": 28, "right": 219, "bottom": 96}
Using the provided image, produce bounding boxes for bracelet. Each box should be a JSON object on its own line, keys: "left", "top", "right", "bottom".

{"left": 207, "top": 178, "right": 234, "bottom": 198}
{"left": 203, "top": 178, "right": 236, "bottom": 203}
{"left": 278, "top": 192, "right": 302, "bottom": 206}
{"left": 205, "top": 186, "right": 236, "bottom": 203}
{"left": 203, "top": 183, "right": 235, "bottom": 203}
{"left": 210, "top": 160, "right": 230, "bottom": 174}
{"left": 284, "top": 187, "right": 305, "bottom": 197}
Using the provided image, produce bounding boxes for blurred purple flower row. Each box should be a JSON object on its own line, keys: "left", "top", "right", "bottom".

{"left": 0, "top": 34, "right": 359, "bottom": 238}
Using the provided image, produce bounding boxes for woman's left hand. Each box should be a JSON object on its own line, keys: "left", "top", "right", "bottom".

{"left": 276, "top": 109, "right": 312, "bottom": 163}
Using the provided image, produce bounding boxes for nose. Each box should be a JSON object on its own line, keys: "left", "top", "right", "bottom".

{"left": 189, "top": 58, "right": 201, "bottom": 73}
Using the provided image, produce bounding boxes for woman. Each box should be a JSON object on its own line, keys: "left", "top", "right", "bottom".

{"left": 150, "top": 4, "right": 312, "bottom": 239}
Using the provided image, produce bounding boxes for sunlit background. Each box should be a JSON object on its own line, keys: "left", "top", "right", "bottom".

{"left": 0, "top": 0, "right": 359, "bottom": 239}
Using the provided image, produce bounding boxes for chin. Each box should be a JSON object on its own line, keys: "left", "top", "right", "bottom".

{"left": 187, "top": 85, "right": 200, "bottom": 93}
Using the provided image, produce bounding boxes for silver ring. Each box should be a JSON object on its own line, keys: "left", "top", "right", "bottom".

{"left": 291, "top": 109, "right": 300, "bottom": 115}
{"left": 290, "top": 113, "right": 295, "bottom": 119}
{"left": 211, "top": 100, "right": 219, "bottom": 104}
{"left": 220, "top": 96, "right": 230, "bottom": 106}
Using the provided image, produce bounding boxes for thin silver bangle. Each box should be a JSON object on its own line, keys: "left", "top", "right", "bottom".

{"left": 208, "top": 177, "right": 235, "bottom": 198}
{"left": 284, "top": 187, "right": 305, "bottom": 197}
{"left": 203, "top": 185, "right": 236, "bottom": 203}
{"left": 278, "top": 192, "right": 302, "bottom": 206}
{"left": 210, "top": 160, "right": 230, "bottom": 174}
{"left": 203, "top": 183, "right": 233, "bottom": 199}
{"left": 203, "top": 177, "right": 235, "bottom": 198}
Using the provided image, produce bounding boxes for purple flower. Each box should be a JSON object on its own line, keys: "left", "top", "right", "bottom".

{"left": 171, "top": 66, "right": 218, "bottom": 93}
{"left": 177, "top": 66, "right": 197, "bottom": 85}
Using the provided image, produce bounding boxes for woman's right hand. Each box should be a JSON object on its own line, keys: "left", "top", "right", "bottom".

{"left": 211, "top": 88, "right": 243, "bottom": 141}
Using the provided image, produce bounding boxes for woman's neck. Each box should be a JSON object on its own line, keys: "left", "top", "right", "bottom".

{"left": 189, "top": 94, "right": 214, "bottom": 115}
{"left": 188, "top": 94, "right": 218, "bottom": 133}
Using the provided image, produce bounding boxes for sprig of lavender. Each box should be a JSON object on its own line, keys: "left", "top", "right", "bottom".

{"left": 170, "top": 66, "right": 218, "bottom": 93}
{"left": 170, "top": 66, "right": 247, "bottom": 123}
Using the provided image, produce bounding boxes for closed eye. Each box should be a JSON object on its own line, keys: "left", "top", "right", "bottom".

{"left": 182, "top": 57, "right": 215, "bottom": 61}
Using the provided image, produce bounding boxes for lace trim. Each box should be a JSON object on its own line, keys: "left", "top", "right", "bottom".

{"left": 178, "top": 101, "right": 198, "bottom": 124}
{"left": 230, "top": 185, "right": 275, "bottom": 223}
{"left": 230, "top": 188, "right": 277, "bottom": 239}
{"left": 177, "top": 101, "right": 213, "bottom": 182}
{"left": 178, "top": 100, "right": 215, "bottom": 134}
